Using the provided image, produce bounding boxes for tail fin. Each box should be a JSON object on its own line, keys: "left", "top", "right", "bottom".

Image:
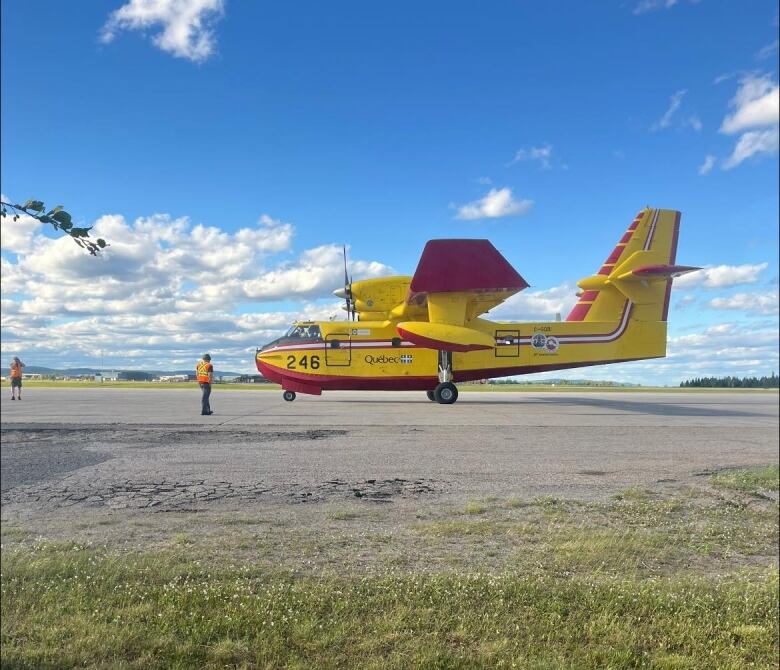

{"left": 566, "top": 208, "right": 699, "bottom": 323}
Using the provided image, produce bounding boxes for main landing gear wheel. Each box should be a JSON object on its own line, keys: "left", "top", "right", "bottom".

{"left": 426, "top": 390, "right": 436, "bottom": 402}
{"left": 434, "top": 382, "right": 458, "bottom": 404}
{"left": 283, "top": 390, "right": 296, "bottom": 402}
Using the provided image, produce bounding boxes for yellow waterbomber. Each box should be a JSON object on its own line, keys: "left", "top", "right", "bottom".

{"left": 257, "top": 208, "right": 699, "bottom": 403}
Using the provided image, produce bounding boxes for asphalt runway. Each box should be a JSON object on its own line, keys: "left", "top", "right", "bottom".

{"left": 1, "top": 389, "right": 777, "bottom": 520}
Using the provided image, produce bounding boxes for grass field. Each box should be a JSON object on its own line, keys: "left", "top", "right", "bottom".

{"left": 2, "top": 466, "right": 777, "bottom": 668}
{"left": 11, "top": 379, "right": 779, "bottom": 392}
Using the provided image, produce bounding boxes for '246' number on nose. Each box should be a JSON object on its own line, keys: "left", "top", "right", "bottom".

{"left": 286, "top": 355, "right": 320, "bottom": 370}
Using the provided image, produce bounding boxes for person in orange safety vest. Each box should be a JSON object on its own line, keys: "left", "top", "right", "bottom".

{"left": 196, "top": 353, "right": 214, "bottom": 415}
{"left": 9, "top": 356, "right": 25, "bottom": 400}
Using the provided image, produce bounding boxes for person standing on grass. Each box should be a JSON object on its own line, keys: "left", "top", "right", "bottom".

{"left": 9, "top": 356, "right": 25, "bottom": 400}
{"left": 196, "top": 353, "right": 214, "bottom": 415}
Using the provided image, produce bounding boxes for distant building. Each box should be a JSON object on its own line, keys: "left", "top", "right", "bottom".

{"left": 218, "top": 374, "right": 243, "bottom": 383}
{"left": 118, "top": 371, "right": 153, "bottom": 382}
{"left": 158, "top": 374, "right": 189, "bottom": 382}
{"left": 235, "top": 374, "right": 269, "bottom": 384}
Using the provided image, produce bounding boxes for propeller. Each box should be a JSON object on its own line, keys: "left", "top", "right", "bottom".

{"left": 333, "top": 245, "right": 356, "bottom": 321}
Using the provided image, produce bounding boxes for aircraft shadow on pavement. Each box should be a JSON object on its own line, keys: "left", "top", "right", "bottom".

{"left": 527, "top": 395, "right": 763, "bottom": 418}
{"left": 329, "top": 396, "right": 763, "bottom": 418}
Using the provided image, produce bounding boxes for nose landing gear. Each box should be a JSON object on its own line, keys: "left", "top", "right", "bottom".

{"left": 283, "top": 390, "right": 296, "bottom": 402}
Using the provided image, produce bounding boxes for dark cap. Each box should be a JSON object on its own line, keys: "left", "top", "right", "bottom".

{"left": 203, "top": 354, "right": 211, "bottom": 361}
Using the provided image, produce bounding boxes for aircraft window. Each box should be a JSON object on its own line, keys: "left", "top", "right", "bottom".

{"left": 304, "top": 325, "right": 321, "bottom": 339}
{"left": 391, "top": 337, "right": 401, "bottom": 347}
{"left": 284, "top": 325, "right": 322, "bottom": 340}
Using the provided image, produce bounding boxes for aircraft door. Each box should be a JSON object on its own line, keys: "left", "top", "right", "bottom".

{"left": 494, "top": 329, "right": 519, "bottom": 357}
{"left": 325, "top": 332, "right": 351, "bottom": 366}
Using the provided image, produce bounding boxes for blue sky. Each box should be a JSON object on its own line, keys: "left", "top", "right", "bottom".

{"left": 1, "top": 0, "right": 778, "bottom": 383}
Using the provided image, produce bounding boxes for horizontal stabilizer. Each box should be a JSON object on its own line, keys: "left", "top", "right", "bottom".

{"left": 577, "top": 248, "right": 701, "bottom": 305}
{"left": 623, "top": 264, "right": 701, "bottom": 279}
{"left": 397, "top": 322, "right": 495, "bottom": 352}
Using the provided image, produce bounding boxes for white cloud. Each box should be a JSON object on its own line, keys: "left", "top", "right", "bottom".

{"left": 667, "top": 322, "right": 779, "bottom": 370}
{"left": 685, "top": 115, "right": 703, "bottom": 131}
{"left": 722, "top": 127, "right": 779, "bottom": 169}
{"left": 634, "top": 0, "right": 678, "bottom": 15}
{"left": 490, "top": 283, "right": 578, "bottom": 321}
{"left": 755, "top": 40, "right": 779, "bottom": 60}
{"left": 454, "top": 188, "right": 533, "bottom": 221}
{"left": 720, "top": 74, "right": 779, "bottom": 135}
{"left": 714, "top": 72, "right": 736, "bottom": 85}
{"left": 100, "top": 0, "right": 224, "bottom": 63}
{"left": 698, "top": 154, "right": 716, "bottom": 175}
{"left": 651, "top": 89, "right": 687, "bottom": 130}
{"left": 1, "top": 209, "right": 394, "bottom": 371}
{"left": 667, "top": 322, "right": 780, "bottom": 369}
{"left": 709, "top": 292, "right": 779, "bottom": 315}
{"left": 674, "top": 263, "right": 768, "bottom": 289}
{"left": 0, "top": 209, "right": 42, "bottom": 255}
{"left": 510, "top": 145, "right": 553, "bottom": 169}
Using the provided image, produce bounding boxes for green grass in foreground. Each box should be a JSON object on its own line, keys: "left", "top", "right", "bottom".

{"left": 2, "top": 544, "right": 777, "bottom": 670}
{"left": 2, "top": 467, "right": 778, "bottom": 668}
{"left": 712, "top": 465, "right": 779, "bottom": 495}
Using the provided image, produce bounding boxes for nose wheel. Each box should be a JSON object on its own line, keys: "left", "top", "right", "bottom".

{"left": 283, "top": 390, "right": 296, "bottom": 402}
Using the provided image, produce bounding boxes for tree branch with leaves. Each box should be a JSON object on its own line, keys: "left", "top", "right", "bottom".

{"left": 1, "top": 199, "right": 108, "bottom": 255}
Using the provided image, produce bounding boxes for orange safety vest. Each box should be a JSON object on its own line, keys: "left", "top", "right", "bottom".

{"left": 196, "top": 360, "right": 212, "bottom": 383}
{"left": 10, "top": 363, "right": 22, "bottom": 379}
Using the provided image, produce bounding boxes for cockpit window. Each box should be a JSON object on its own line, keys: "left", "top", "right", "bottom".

{"left": 284, "top": 324, "right": 321, "bottom": 340}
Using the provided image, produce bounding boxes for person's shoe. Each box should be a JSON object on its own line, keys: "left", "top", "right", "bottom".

{"left": 10, "top": 397, "right": 15, "bottom": 400}
{"left": 201, "top": 411, "right": 213, "bottom": 415}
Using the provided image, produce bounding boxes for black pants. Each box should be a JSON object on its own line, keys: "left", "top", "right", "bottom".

{"left": 200, "top": 383, "right": 212, "bottom": 414}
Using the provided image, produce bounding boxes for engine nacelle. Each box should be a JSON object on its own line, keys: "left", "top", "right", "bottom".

{"left": 335, "top": 276, "right": 412, "bottom": 318}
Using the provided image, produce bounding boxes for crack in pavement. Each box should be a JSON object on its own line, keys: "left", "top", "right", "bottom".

{"left": 2, "top": 477, "right": 446, "bottom": 511}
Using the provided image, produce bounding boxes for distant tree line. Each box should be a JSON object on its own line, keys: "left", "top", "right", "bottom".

{"left": 491, "top": 379, "right": 631, "bottom": 387}
{"left": 680, "top": 373, "right": 778, "bottom": 388}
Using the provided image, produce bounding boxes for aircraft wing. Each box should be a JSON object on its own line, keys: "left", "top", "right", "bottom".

{"left": 405, "top": 239, "right": 528, "bottom": 320}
